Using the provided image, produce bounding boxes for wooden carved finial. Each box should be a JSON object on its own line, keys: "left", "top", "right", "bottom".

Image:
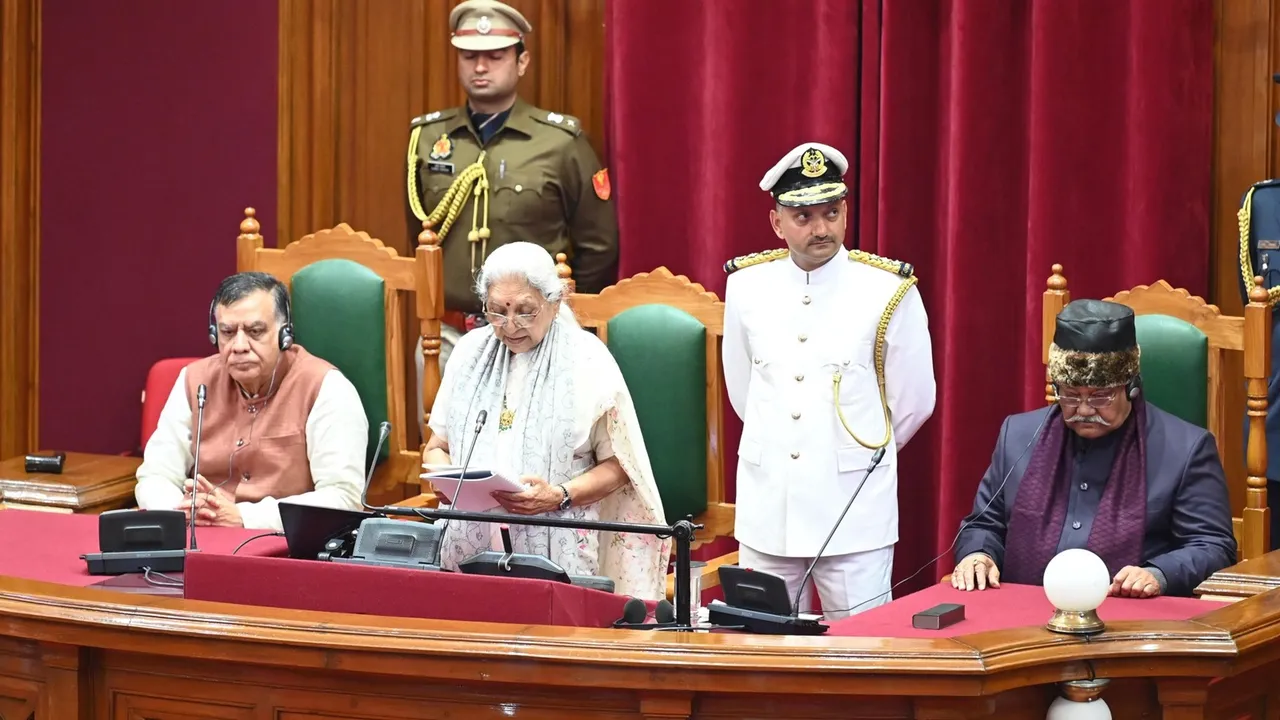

{"left": 555, "top": 253, "right": 576, "bottom": 293}
{"left": 1251, "top": 276, "right": 1269, "bottom": 304}
{"left": 418, "top": 219, "right": 440, "bottom": 247}
{"left": 1047, "top": 263, "right": 1067, "bottom": 291}
{"left": 240, "top": 207, "right": 260, "bottom": 236}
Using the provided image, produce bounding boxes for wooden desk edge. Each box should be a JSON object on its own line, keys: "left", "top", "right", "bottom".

{"left": 0, "top": 571, "right": 1270, "bottom": 691}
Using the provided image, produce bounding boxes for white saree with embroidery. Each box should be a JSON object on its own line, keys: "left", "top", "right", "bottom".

{"left": 426, "top": 308, "right": 671, "bottom": 600}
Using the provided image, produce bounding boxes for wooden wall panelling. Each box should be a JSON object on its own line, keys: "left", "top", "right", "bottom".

{"left": 277, "top": 0, "right": 339, "bottom": 251}
{"left": 1212, "top": 0, "right": 1276, "bottom": 516}
{"left": 0, "top": 0, "right": 41, "bottom": 461}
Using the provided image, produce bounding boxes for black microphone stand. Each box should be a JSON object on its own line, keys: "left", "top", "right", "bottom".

{"left": 188, "top": 384, "right": 207, "bottom": 552}
{"left": 370, "top": 500, "right": 702, "bottom": 627}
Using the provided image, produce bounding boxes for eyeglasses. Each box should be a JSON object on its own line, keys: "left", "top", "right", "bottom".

{"left": 483, "top": 306, "right": 541, "bottom": 329}
{"left": 1055, "top": 389, "right": 1120, "bottom": 409}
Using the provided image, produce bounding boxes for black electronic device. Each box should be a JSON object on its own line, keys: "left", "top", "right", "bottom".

{"left": 331, "top": 517, "right": 444, "bottom": 570}
{"left": 457, "top": 525, "right": 571, "bottom": 584}
{"left": 81, "top": 509, "right": 189, "bottom": 575}
{"left": 23, "top": 452, "right": 65, "bottom": 475}
{"left": 912, "top": 602, "right": 966, "bottom": 630}
{"left": 279, "top": 501, "right": 375, "bottom": 561}
{"left": 711, "top": 565, "right": 828, "bottom": 635}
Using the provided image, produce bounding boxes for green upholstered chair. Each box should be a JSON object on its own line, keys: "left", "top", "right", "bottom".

{"left": 235, "top": 209, "right": 445, "bottom": 504}
{"left": 1044, "top": 264, "right": 1272, "bottom": 564}
{"left": 606, "top": 304, "right": 708, "bottom": 526}
{"left": 290, "top": 259, "right": 390, "bottom": 469}
{"left": 566, "top": 264, "right": 736, "bottom": 597}
{"left": 1132, "top": 314, "right": 1208, "bottom": 429}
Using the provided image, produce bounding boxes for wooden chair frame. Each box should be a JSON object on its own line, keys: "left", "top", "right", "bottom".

{"left": 565, "top": 264, "right": 732, "bottom": 542}
{"left": 235, "top": 208, "right": 445, "bottom": 503}
{"left": 1044, "top": 263, "right": 1272, "bottom": 560}
{"left": 563, "top": 261, "right": 739, "bottom": 596}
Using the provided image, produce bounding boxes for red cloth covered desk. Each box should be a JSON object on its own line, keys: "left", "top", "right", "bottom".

{"left": 184, "top": 553, "right": 629, "bottom": 628}
{"left": 828, "top": 582, "right": 1230, "bottom": 638}
{"left": 0, "top": 509, "right": 286, "bottom": 587}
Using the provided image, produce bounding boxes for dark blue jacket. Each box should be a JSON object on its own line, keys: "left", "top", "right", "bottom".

{"left": 955, "top": 403, "right": 1237, "bottom": 597}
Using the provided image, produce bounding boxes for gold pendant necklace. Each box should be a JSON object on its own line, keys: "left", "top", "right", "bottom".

{"left": 499, "top": 393, "right": 514, "bottom": 432}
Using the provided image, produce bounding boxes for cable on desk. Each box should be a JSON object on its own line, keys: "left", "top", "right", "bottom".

{"left": 142, "top": 567, "right": 184, "bottom": 588}
{"left": 233, "top": 531, "right": 285, "bottom": 555}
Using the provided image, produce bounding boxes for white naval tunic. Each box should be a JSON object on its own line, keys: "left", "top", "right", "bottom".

{"left": 723, "top": 248, "right": 936, "bottom": 559}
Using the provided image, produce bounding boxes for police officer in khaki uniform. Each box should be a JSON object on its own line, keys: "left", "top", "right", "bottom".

{"left": 410, "top": 0, "right": 618, "bottom": 439}
{"left": 406, "top": 0, "right": 618, "bottom": 330}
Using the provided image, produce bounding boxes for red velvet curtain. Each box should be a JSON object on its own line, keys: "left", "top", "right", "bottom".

{"left": 607, "top": 0, "right": 1213, "bottom": 593}
{"left": 605, "top": 0, "right": 862, "bottom": 283}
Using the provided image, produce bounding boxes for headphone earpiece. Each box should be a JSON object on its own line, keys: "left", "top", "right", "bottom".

{"left": 207, "top": 298, "right": 218, "bottom": 347}
{"left": 1127, "top": 375, "right": 1142, "bottom": 400}
{"left": 278, "top": 292, "right": 294, "bottom": 351}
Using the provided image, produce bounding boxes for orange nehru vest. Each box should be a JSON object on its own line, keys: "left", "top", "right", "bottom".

{"left": 183, "top": 345, "right": 334, "bottom": 503}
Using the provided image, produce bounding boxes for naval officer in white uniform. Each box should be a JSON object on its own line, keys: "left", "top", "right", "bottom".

{"left": 722, "top": 142, "right": 937, "bottom": 618}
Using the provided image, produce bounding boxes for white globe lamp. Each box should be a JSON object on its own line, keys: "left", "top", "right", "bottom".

{"left": 1046, "top": 679, "right": 1112, "bottom": 720}
{"left": 1042, "top": 548, "right": 1110, "bottom": 635}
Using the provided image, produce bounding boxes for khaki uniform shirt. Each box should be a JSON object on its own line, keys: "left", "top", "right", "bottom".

{"left": 406, "top": 99, "right": 618, "bottom": 314}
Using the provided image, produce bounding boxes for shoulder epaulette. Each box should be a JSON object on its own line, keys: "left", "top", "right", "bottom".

{"left": 849, "top": 250, "right": 914, "bottom": 278}
{"left": 534, "top": 111, "right": 583, "bottom": 136}
{"left": 1252, "top": 178, "right": 1280, "bottom": 189}
{"left": 724, "top": 248, "right": 789, "bottom": 274}
{"left": 410, "top": 109, "right": 457, "bottom": 128}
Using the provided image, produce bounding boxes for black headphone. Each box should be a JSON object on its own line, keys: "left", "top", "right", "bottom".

{"left": 1126, "top": 374, "right": 1142, "bottom": 400}
{"left": 1051, "top": 374, "right": 1142, "bottom": 401}
{"left": 208, "top": 285, "right": 293, "bottom": 351}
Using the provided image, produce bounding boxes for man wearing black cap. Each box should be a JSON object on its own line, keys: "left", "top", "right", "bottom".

{"left": 951, "top": 299, "right": 1237, "bottom": 598}
{"left": 722, "top": 142, "right": 937, "bottom": 618}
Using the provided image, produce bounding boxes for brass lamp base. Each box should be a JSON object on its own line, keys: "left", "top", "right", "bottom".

{"left": 1046, "top": 608, "right": 1105, "bottom": 635}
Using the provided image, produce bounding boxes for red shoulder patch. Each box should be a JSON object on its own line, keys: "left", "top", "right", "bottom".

{"left": 592, "top": 168, "right": 611, "bottom": 201}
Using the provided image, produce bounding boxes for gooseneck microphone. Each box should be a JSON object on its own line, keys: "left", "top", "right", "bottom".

{"left": 188, "top": 384, "right": 208, "bottom": 552}
{"left": 447, "top": 409, "right": 488, "bottom": 511}
{"left": 792, "top": 445, "right": 887, "bottom": 616}
{"left": 826, "top": 406, "right": 1057, "bottom": 617}
{"left": 359, "top": 421, "right": 393, "bottom": 509}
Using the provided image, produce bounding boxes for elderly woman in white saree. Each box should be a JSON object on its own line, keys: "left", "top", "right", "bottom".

{"left": 422, "top": 242, "right": 670, "bottom": 600}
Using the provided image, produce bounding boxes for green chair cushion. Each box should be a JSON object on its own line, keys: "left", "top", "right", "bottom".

{"left": 290, "top": 259, "right": 389, "bottom": 468}
{"left": 606, "top": 305, "right": 708, "bottom": 524}
{"left": 1134, "top": 313, "right": 1208, "bottom": 428}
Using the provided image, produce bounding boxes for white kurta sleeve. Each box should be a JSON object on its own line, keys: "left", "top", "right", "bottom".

{"left": 236, "top": 370, "right": 369, "bottom": 531}
{"left": 134, "top": 367, "right": 194, "bottom": 510}
{"left": 884, "top": 283, "right": 936, "bottom": 449}
{"left": 722, "top": 273, "right": 751, "bottom": 420}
